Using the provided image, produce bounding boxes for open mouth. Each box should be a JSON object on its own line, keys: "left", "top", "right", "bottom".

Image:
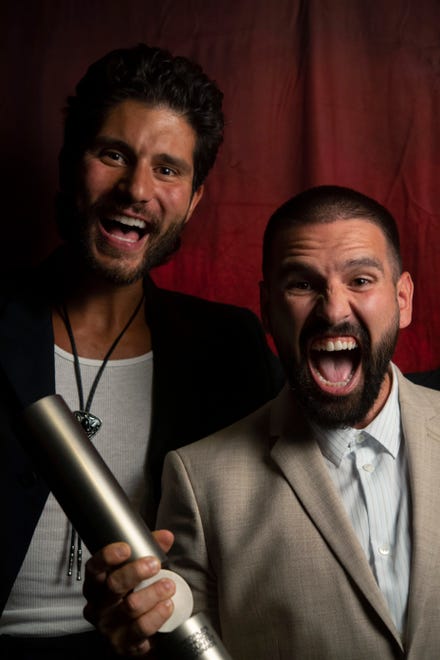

{"left": 308, "top": 336, "right": 361, "bottom": 391}
{"left": 101, "top": 214, "right": 150, "bottom": 244}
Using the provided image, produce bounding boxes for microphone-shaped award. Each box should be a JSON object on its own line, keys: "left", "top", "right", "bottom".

{"left": 22, "top": 394, "right": 232, "bottom": 659}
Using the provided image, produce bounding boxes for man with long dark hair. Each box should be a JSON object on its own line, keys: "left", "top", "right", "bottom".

{"left": 0, "top": 44, "right": 282, "bottom": 659}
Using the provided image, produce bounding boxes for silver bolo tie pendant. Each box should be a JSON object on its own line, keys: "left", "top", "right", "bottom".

{"left": 74, "top": 411, "right": 102, "bottom": 439}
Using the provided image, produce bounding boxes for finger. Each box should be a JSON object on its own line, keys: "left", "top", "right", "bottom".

{"left": 106, "top": 556, "right": 161, "bottom": 597}
{"left": 86, "top": 579, "right": 175, "bottom": 654}
{"left": 83, "top": 543, "right": 133, "bottom": 606}
{"left": 124, "top": 576, "right": 176, "bottom": 619}
{"left": 120, "top": 592, "right": 175, "bottom": 654}
{"left": 152, "top": 529, "right": 174, "bottom": 554}
{"left": 126, "top": 636, "right": 154, "bottom": 657}
{"left": 85, "top": 541, "right": 132, "bottom": 578}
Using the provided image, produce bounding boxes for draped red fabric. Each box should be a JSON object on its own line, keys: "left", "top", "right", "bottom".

{"left": 2, "top": 0, "right": 439, "bottom": 372}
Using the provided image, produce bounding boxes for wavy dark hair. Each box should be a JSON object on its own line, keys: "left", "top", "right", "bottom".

{"left": 262, "top": 185, "right": 402, "bottom": 281}
{"left": 57, "top": 43, "right": 224, "bottom": 238}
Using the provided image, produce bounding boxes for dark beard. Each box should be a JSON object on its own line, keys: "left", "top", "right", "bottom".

{"left": 80, "top": 219, "right": 185, "bottom": 285}
{"left": 59, "top": 194, "right": 187, "bottom": 285}
{"left": 282, "top": 319, "right": 399, "bottom": 429}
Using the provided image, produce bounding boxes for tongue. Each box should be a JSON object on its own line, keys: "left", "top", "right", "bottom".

{"left": 109, "top": 227, "right": 140, "bottom": 242}
{"left": 315, "top": 353, "right": 353, "bottom": 383}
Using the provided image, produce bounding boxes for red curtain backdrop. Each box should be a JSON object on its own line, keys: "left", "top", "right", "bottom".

{"left": 2, "top": 0, "right": 439, "bottom": 373}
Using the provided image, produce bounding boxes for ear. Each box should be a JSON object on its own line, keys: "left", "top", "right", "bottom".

{"left": 397, "top": 271, "right": 414, "bottom": 329}
{"left": 259, "top": 280, "right": 271, "bottom": 333}
{"left": 184, "top": 184, "right": 204, "bottom": 224}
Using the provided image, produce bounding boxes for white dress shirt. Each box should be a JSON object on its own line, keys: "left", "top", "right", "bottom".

{"left": 313, "top": 365, "right": 411, "bottom": 634}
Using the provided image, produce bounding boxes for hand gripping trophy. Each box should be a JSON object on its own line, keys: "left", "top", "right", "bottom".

{"left": 22, "top": 394, "right": 233, "bottom": 660}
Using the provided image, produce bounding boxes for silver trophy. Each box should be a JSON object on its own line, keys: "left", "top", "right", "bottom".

{"left": 22, "top": 394, "right": 232, "bottom": 659}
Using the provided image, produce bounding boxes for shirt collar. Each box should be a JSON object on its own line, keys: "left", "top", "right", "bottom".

{"left": 313, "top": 363, "right": 401, "bottom": 467}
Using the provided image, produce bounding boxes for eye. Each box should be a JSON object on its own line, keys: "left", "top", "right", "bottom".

{"left": 155, "top": 165, "right": 178, "bottom": 178}
{"left": 352, "top": 277, "right": 372, "bottom": 287}
{"left": 285, "top": 279, "right": 313, "bottom": 293}
{"left": 99, "top": 149, "right": 127, "bottom": 166}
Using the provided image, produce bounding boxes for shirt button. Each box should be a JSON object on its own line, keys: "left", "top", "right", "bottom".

{"left": 362, "top": 463, "right": 375, "bottom": 473}
{"left": 378, "top": 544, "right": 391, "bottom": 556}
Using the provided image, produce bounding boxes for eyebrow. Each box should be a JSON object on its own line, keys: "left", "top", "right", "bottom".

{"left": 89, "top": 136, "right": 131, "bottom": 153}
{"left": 343, "top": 257, "right": 384, "bottom": 273}
{"left": 277, "top": 256, "right": 385, "bottom": 279}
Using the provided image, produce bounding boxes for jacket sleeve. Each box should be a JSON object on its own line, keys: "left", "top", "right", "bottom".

{"left": 156, "top": 449, "right": 220, "bottom": 632}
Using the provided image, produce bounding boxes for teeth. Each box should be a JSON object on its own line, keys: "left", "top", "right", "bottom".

{"left": 316, "top": 371, "right": 354, "bottom": 387}
{"left": 313, "top": 338, "right": 357, "bottom": 352}
{"left": 112, "top": 215, "right": 146, "bottom": 229}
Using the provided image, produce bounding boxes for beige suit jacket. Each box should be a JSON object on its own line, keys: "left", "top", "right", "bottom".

{"left": 157, "top": 369, "right": 440, "bottom": 659}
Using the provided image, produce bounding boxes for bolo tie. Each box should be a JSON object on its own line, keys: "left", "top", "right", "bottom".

{"left": 58, "top": 295, "right": 144, "bottom": 579}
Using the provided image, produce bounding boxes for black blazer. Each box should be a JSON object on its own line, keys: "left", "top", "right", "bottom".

{"left": 406, "top": 368, "right": 440, "bottom": 390}
{"left": 0, "top": 252, "right": 284, "bottom": 613}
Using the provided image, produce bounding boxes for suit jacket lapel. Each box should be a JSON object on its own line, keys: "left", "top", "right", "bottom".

{"left": 142, "top": 276, "right": 196, "bottom": 520}
{"left": 0, "top": 293, "right": 54, "bottom": 408}
{"left": 0, "top": 272, "right": 55, "bottom": 612}
{"left": 0, "top": 256, "right": 57, "bottom": 409}
{"left": 398, "top": 372, "right": 440, "bottom": 643}
{"left": 270, "top": 387, "right": 401, "bottom": 643}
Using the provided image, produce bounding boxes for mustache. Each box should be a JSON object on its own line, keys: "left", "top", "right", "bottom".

{"left": 91, "top": 198, "right": 161, "bottom": 234}
{"left": 91, "top": 184, "right": 161, "bottom": 222}
{"left": 300, "top": 320, "right": 370, "bottom": 347}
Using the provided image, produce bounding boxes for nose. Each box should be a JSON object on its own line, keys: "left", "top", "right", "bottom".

{"left": 314, "top": 285, "right": 352, "bottom": 326}
{"left": 118, "top": 161, "right": 153, "bottom": 203}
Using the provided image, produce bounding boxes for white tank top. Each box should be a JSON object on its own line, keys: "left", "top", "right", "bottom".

{"left": 0, "top": 346, "right": 153, "bottom": 636}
